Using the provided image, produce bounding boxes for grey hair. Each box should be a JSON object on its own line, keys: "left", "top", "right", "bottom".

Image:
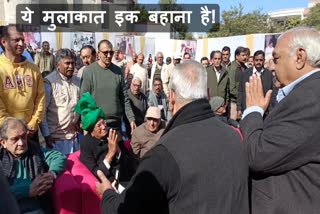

{"left": 279, "top": 27, "right": 320, "bottom": 68}
{"left": 55, "top": 48, "right": 75, "bottom": 64}
{"left": 132, "top": 76, "right": 142, "bottom": 84}
{"left": 169, "top": 60, "right": 207, "bottom": 103}
{"left": 156, "top": 52, "right": 163, "bottom": 57}
{"left": 0, "top": 117, "right": 28, "bottom": 140}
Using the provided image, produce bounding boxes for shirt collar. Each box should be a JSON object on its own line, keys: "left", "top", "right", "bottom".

{"left": 253, "top": 67, "right": 264, "bottom": 74}
{"left": 58, "top": 70, "right": 72, "bottom": 82}
{"left": 213, "top": 66, "right": 222, "bottom": 73}
{"left": 277, "top": 69, "right": 320, "bottom": 103}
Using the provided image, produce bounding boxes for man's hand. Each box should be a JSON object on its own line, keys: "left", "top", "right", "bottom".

{"left": 245, "top": 75, "right": 272, "bottom": 111}
{"left": 96, "top": 170, "right": 113, "bottom": 196}
{"left": 44, "top": 135, "right": 55, "bottom": 149}
{"left": 237, "top": 111, "right": 242, "bottom": 120}
{"left": 27, "top": 127, "right": 36, "bottom": 137}
{"left": 130, "top": 121, "right": 136, "bottom": 134}
{"left": 29, "top": 173, "right": 55, "bottom": 197}
{"left": 105, "top": 129, "right": 120, "bottom": 164}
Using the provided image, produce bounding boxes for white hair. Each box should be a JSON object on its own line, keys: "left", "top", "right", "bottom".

{"left": 156, "top": 52, "right": 163, "bottom": 57}
{"left": 169, "top": 60, "right": 207, "bottom": 103}
{"left": 132, "top": 76, "right": 142, "bottom": 84}
{"left": 279, "top": 27, "right": 320, "bottom": 68}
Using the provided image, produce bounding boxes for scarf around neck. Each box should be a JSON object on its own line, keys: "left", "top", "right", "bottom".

{"left": 0, "top": 143, "right": 48, "bottom": 185}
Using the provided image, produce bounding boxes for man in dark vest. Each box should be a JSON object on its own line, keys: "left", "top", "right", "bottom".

{"left": 96, "top": 60, "right": 249, "bottom": 214}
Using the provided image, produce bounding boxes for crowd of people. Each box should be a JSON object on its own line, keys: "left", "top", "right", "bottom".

{"left": 0, "top": 23, "right": 320, "bottom": 214}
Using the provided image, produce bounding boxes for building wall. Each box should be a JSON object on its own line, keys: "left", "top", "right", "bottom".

{"left": 0, "top": 0, "right": 5, "bottom": 24}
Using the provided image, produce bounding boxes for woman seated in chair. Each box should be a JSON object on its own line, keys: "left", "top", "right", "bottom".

{"left": 75, "top": 92, "right": 137, "bottom": 188}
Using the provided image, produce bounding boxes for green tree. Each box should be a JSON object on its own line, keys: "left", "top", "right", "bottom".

{"left": 158, "top": 0, "right": 189, "bottom": 39}
{"left": 302, "top": 3, "right": 320, "bottom": 30}
{"left": 159, "top": 0, "right": 176, "bottom": 4}
{"left": 283, "top": 16, "right": 302, "bottom": 30}
{"left": 208, "top": 4, "right": 271, "bottom": 37}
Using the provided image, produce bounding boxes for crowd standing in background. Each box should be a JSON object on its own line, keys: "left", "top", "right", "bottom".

{"left": 0, "top": 24, "right": 320, "bottom": 214}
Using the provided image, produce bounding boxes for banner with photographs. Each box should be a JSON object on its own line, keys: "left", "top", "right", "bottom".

{"left": 23, "top": 32, "right": 41, "bottom": 50}
{"left": 176, "top": 40, "right": 197, "bottom": 59}
{"left": 264, "top": 34, "right": 280, "bottom": 58}
{"left": 72, "top": 32, "right": 95, "bottom": 52}
{"left": 115, "top": 36, "right": 135, "bottom": 56}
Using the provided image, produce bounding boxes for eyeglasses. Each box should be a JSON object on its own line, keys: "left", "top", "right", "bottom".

{"left": 132, "top": 84, "right": 141, "bottom": 88}
{"left": 99, "top": 50, "right": 114, "bottom": 56}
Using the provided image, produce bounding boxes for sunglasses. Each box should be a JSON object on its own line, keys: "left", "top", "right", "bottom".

{"left": 99, "top": 50, "right": 114, "bottom": 56}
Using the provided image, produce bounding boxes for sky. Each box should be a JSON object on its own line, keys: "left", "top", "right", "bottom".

{"left": 137, "top": 0, "right": 308, "bottom": 14}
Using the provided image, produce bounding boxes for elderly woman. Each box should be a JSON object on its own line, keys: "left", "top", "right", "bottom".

{"left": 75, "top": 92, "right": 137, "bottom": 186}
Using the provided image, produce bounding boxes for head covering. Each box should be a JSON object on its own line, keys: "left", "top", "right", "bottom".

{"left": 209, "top": 96, "right": 225, "bottom": 112}
{"left": 75, "top": 92, "right": 106, "bottom": 132}
{"left": 145, "top": 107, "right": 161, "bottom": 119}
{"left": 174, "top": 53, "right": 182, "bottom": 60}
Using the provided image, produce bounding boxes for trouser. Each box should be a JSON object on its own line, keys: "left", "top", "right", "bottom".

{"left": 53, "top": 138, "right": 80, "bottom": 155}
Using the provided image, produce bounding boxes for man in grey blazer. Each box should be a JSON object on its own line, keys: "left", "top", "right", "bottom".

{"left": 240, "top": 27, "right": 320, "bottom": 214}
{"left": 148, "top": 77, "right": 171, "bottom": 121}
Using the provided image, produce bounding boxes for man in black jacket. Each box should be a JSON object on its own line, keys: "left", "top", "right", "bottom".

{"left": 96, "top": 60, "right": 249, "bottom": 214}
{"left": 237, "top": 50, "right": 273, "bottom": 118}
{"left": 241, "top": 27, "right": 320, "bottom": 214}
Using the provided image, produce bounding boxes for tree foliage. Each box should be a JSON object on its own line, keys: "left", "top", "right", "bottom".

{"left": 208, "top": 4, "right": 271, "bottom": 37}
{"left": 207, "top": 3, "right": 306, "bottom": 38}
{"left": 158, "top": 0, "right": 188, "bottom": 39}
{"left": 302, "top": 3, "right": 320, "bottom": 30}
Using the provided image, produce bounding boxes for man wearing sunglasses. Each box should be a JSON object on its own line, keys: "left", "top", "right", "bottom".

{"left": 80, "top": 39, "right": 136, "bottom": 136}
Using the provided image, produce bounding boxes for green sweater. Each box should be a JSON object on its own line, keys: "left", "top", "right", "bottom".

{"left": 10, "top": 148, "right": 66, "bottom": 212}
{"left": 80, "top": 62, "right": 135, "bottom": 128}
{"left": 206, "top": 65, "right": 229, "bottom": 101}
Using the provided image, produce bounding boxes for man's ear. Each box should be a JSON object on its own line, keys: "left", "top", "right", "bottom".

{"left": 0, "top": 38, "right": 5, "bottom": 48}
{"left": 0, "top": 138, "right": 6, "bottom": 148}
{"left": 169, "top": 89, "right": 175, "bottom": 101}
{"left": 296, "top": 47, "right": 307, "bottom": 70}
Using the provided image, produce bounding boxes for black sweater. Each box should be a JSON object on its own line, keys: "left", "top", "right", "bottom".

{"left": 80, "top": 134, "right": 137, "bottom": 183}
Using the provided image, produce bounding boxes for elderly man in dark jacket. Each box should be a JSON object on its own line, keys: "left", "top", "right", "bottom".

{"left": 96, "top": 60, "right": 249, "bottom": 214}
{"left": 124, "top": 76, "right": 148, "bottom": 138}
{"left": 76, "top": 93, "right": 137, "bottom": 188}
{"left": 241, "top": 27, "right": 320, "bottom": 214}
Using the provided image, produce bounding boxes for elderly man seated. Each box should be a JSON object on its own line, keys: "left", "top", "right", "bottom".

{"left": 0, "top": 117, "right": 66, "bottom": 214}
{"left": 130, "top": 107, "right": 166, "bottom": 159}
{"left": 75, "top": 93, "right": 137, "bottom": 187}
{"left": 209, "top": 96, "right": 239, "bottom": 128}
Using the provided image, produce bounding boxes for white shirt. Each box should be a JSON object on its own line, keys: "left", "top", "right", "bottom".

{"left": 130, "top": 63, "right": 149, "bottom": 94}
{"left": 213, "top": 67, "right": 221, "bottom": 82}
{"left": 253, "top": 67, "right": 264, "bottom": 77}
